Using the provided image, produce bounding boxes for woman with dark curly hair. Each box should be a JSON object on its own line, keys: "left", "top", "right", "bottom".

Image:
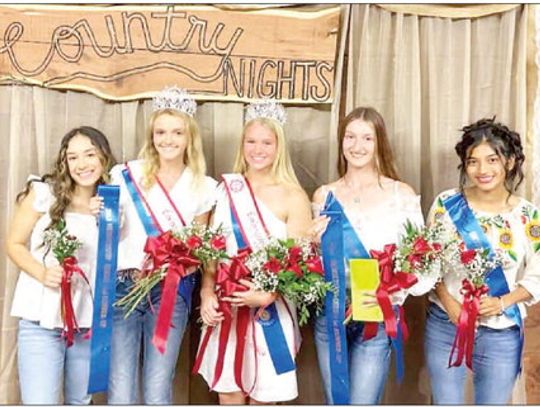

{"left": 6, "top": 126, "right": 116, "bottom": 404}
{"left": 424, "top": 118, "right": 540, "bottom": 404}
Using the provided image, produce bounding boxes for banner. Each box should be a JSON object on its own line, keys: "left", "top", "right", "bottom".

{"left": 0, "top": 4, "right": 340, "bottom": 103}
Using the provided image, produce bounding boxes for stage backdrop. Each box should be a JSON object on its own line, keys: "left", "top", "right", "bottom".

{"left": 0, "top": 4, "right": 339, "bottom": 103}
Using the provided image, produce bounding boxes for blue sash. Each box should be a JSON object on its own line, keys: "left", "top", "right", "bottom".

{"left": 443, "top": 192, "right": 523, "bottom": 374}
{"left": 121, "top": 167, "right": 196, "bottom": 311}
{"left": 229, "top": 207, "right": 296, "bottom": 374}
{"left": 88, "top": 185, "right": 120, "bottom": 393}
{"left": 320, "top": 192, "right": 406, "bottom": 403}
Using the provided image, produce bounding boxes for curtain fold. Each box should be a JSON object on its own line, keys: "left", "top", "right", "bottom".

{"left": 377, "top": 4, "right": 520, "bottom": 19}
{"left": 344, "top": 5, "right": 528, "bottom": 404}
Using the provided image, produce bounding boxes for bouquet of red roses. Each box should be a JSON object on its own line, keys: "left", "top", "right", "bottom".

{"left": 115, "top": 223, "right": 228, "bottom": 317}
{"left": 445, "top": 241, "right": 503, "bottom": 369}
{"left": 244, "top": 237, "right": 334, "bottom": 326}
{"left": 394, "top": 219, "right": 443, "bottom": 277}
{"left": 42, "top": 219, "right": 89, "bottom": 347}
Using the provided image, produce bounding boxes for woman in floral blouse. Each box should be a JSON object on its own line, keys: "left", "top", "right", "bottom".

{"left": 425, "top": 117, "right": 540, "bottom": 404}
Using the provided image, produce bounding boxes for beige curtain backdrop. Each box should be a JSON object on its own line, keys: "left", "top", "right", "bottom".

{"left": 344, "top": 4, "right": 529, "bottom": 404}
{"left": 0, "top": 3, "right": 536, "bottom": 405}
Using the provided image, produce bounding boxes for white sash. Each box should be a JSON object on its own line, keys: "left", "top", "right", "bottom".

{"left": 222, "top": 173, "right": 269, "bottom": 252}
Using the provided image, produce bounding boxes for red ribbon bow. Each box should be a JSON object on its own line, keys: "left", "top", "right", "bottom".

{"left": 60, "top": 256, "right": 90, "bottom": 347}
{"left": 145, "top": 231, "right": 201, "bottom": 354}
{"left": 363, "top": 244, "right": 418, "bottom": 341}
{"left": 448, "top": 279, "right": 489, "bottom": 369}
{"left": 193, "top": 247, "right": 253, "bottom": 394}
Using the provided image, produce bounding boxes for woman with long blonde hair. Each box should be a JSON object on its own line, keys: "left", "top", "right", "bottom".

{"left": 194, "top": 100, "right": 312, "bottom": 404}
{"left": 7, "top": 126, "right": 115, "bottom": 404}
{"left": 107, "top": 87, "right": 217, "bottom": 404}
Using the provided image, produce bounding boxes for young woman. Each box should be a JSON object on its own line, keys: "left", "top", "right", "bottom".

{"left": 194, "top": 100, "right": 312, "bottom": 404}
{"left": 310, "top": 107, "right": 435, "bottom": 404}
{"left": 425, "top": 118, "right": 540, "bottom": 404}
{"left": 107, "top": 87, "right": 217, "bottom": 404}
{"left": 7, "top": 126, "right": 115, "bottom": 404}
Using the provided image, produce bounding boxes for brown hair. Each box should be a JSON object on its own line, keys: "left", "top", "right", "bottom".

{"left": 16, "top": 126, "right": 116, "bottom": 231}
{"left": 337, "top": 107, "right": 400, "bottom": 181}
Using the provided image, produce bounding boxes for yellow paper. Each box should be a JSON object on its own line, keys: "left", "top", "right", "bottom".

{"left": 350, "top": 259, "right": 383, "bottom": 322}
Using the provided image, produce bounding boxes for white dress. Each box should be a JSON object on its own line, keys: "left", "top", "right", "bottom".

{"left": 196, "top": 185, "right": 301, "bottom": 402}
{"left": 10, "top": 177, "right": 98, "bottom": 329}
{"left": 315, "top": 180, "right": 437, "bottom": 302}
{"left": 427, "top": 188, "right": 540, "bottom": 329}
{"left": 110, "top": 160, "right": 218, "bottom": 270}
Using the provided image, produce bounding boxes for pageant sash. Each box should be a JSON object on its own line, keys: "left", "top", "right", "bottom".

{"left": 443, "top": 193, "right": 523, "bottom": 373}
{"left": 121, "top": 163, "right": 197, "bottom": 351}
{"left": 88, "top": 185, "right": 120, "bottom": 393}
{"left": 222, "top": 173, "right": 269, "bottom": 252}
{"left": 320, "top": 193, "right": 350, "bottom": 404}
{"left": 320, "top": 192, "right": 408, "bottom": 403}
{"left": 224, "top": 174, "right": 296, "bottom": 375}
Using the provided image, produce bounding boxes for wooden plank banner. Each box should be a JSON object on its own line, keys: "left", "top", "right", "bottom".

{"left": 0, "top": 4, "right": 340, "bottom": 103}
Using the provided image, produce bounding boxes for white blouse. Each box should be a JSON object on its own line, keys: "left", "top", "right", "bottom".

{"left": 427, "top": 188, "right": 540, "bottom": 329}
{"left": 10, "top": 177, "right": 98, "bottom": 329}
{"left": 314, "top": 180, "right": 437, "bottom": 303}
{"left": 110, "top": 160, "right": 218, "bottom": 271}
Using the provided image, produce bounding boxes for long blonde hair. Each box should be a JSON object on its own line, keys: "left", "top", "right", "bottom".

{"left": 233, "top": 118, "right": 300, "bottom": 186}
{"left": 138, "top": 109, "right": 206, "bottom": 189}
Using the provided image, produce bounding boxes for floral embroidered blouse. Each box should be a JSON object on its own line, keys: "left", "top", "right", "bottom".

{"left": 427, "top": 188, "right": 540, "bottom": 329}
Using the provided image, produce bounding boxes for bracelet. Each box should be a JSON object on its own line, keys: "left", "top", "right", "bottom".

{"left": 497, "top": 296, "right": 506, "bottom": 316}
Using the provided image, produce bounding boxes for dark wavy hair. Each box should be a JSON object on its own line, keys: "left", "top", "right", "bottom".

{"left": 455, "top": 117, "right": 524, "bottom": 194}
{"left": 16, "top": 126, "right": 116, "bottom": 230}
{"left": 337, "top": 106, "right": 400, "bottom": 181}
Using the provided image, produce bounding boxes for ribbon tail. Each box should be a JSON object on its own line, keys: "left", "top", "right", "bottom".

{"left": 378, "top": 289, "right": 398, "bottom": 338}
{"left": 152, "top": 267, "right": 182, "bottom": 354}
{"left": 60, "top": 275, "right": 77, "bottom": 347}
{"left": 449, "top": 304, "right": 469, "bottom": 368}
{"left": 192, "top": 326, "right": 213, "bottom": 375}
{"left": 211, "top": 316, "right": 232, "bottom": 389}
{"left": 234, "top": 307, "right": 250, "bottom": 393}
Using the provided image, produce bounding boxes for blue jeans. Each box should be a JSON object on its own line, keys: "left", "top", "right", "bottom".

{"left": 17, "top": 319, "right": 91, "bottom": 405}
{"left": 425, "top": 302, "right": 520, "bottom": 404}
{"left": 108, "top": 274, "right": 190, "bottom": 404}
{"left": 314, "top": 314, "right": 392, "bottom": 404}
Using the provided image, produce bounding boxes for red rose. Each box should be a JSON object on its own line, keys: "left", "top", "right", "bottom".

{"left": 186, "top": 235, "right": 203, "bottom": 250}
{"left": 432, "top": 243, "right": 442, "bottom": 252}
{"left": 288, "top": 246, "right": 303, "bottom": 259}
{"left": 407, "top": 253, "right": 422, "bottom": 267}
{"left": 306, "top": 257, "right": 324, "bottom": 275}
{"left": 412, "top": 237, "right": 430, "bottom": 255}
{"left": 263, "top": 257, "right": 282, "bottom": 274}
{"left": 210, "top": 235, "right": 227, "bottom": 251}
{"left": 460, "top": 249, "right": 476, "bottom": 265}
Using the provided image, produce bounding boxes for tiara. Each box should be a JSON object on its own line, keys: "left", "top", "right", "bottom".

{"left": 152, "top": 86, "right": 197, "bottom": 117}
{"left": 245, "top": 99, "right": 287, "bottom": 125}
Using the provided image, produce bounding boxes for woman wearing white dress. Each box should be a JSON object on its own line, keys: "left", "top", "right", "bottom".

{"left": 194, "top": 100, "right": 312, "bottom": 404}
{"left": 310, "top": 107, "right": 436, "bottom": 404}
{"left": 107, "top": 87, "right": 217, "bottom": 404}
{"left": 7, "top": 126, "right": 115, "bottom": 404}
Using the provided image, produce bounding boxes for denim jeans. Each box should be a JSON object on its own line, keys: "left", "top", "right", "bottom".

{"left": 425, "top": 302, "right": 520, "bottom": 404}
{"left": 17, "top": 319, "right": 92, "bottom": 405}
{"left": 108, "top": 274, "right": 190, "bottom": 405}
{"left": 314, "top": 314, "right": 392, "bottom": 404}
